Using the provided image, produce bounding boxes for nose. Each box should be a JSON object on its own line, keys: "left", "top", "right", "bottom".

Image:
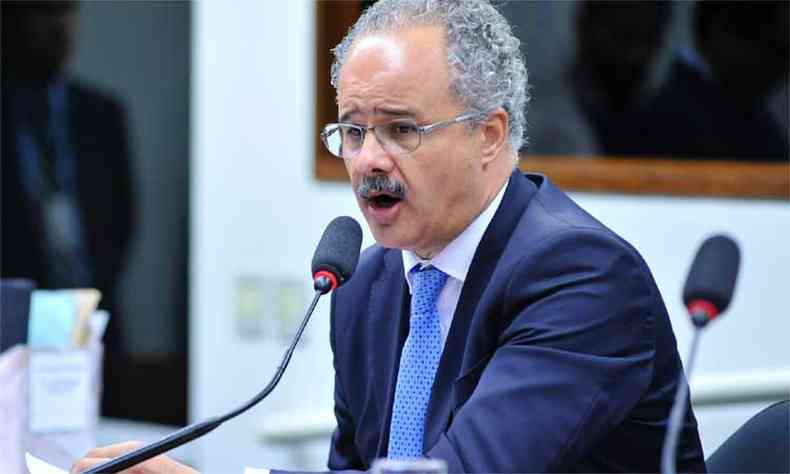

{"left": 352, "top": 127, "right": 395, "bottom": 176}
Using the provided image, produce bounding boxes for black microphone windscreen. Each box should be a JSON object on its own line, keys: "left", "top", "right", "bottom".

{"left": 683, "top": 235, "right": 740, "bottom": 313}
{"left": 311, "top": 216, "right": 363, "bottom": 286}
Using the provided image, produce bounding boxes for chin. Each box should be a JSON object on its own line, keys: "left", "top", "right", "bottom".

{"left": 358, "top": 201, "right": 421, "bottom": 251}
{"left": 368, "top": 226, "right": 400, "bottom": 249}
{"left": 367, "top": 223, "right": 411, "bottom": 251}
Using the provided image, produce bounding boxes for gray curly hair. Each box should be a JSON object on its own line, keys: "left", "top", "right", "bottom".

{"left": 330, "top": 0, "right": 530, "bottom": 152}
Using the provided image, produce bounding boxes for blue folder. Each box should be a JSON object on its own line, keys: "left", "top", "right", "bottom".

{"left": 1, "top": 278, "right": 35, "bottom": 351}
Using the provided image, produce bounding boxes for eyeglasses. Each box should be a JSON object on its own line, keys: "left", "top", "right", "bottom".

{"left": 320, "top": 112, "right": 483, "bottom": 160}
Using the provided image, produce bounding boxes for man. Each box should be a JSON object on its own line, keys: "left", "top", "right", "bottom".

{"left": 72, "top": 1, "right": 705, "bottom": 472}
{"left": 1, "top": 1, "right": 135, "bottom": 420}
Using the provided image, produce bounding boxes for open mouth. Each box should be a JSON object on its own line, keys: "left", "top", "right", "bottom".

{"left": 368, "top": 193, "right": 403, "bottom": 209}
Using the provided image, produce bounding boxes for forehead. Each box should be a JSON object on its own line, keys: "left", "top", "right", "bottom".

{"left": 337, "top": 25, "right": 455, "bottom": 120}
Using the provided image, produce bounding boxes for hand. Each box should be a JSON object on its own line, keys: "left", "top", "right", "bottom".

{"left": 70, "top": 441, "right": 199, "bottom": 474}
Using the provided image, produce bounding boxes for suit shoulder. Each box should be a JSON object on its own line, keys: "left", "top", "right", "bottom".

{"left": 525, "top": 176, "right": 610, "bottom": 234}
{"left": 515, "top": 176, "right": 641, "bottom": 256}
{"left": 509, "top": 176, "right": 656, "bottom": 288}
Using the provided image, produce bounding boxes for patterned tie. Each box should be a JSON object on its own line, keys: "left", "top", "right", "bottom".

{"left": 387, "top": 265, "right": 448, "bottom": 459}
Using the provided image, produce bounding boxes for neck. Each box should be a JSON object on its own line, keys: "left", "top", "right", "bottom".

{"left": 415, "top": 250, "right": 433, "bottom": 260}
{"left": 413, "top": 169, "right": 510, "bottom": 260}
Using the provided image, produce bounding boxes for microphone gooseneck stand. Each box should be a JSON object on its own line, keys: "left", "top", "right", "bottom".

{"left": 83, "top": 282, "right": 330, "bottom": 473}
{"left": 660, "top": 322, "right": 703, "bottom": 474}
{"left": 661, "top": 234, "right": 740, "bottom": 474}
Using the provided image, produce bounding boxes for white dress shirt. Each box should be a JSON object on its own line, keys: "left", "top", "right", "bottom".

{"left": 402, "top": 180, "right": 508, "bottom": 346}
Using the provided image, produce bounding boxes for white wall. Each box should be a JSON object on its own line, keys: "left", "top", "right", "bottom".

{"left": 191, "top": 1, "right": 790, "bottom": 471}
{"left": 191, "top": 1, "right": 362, "bottom": 471}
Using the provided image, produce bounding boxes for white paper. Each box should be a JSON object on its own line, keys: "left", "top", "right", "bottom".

{"left": 1, "top": 346, "right": 27, "bottom": 474}
{"left": 25, "top": 453, "right": 68, "bottom": 474}
{"left": 243, "top": 468, "right": 270, "bottom": 474}
{"left": 29, "top": 351, "right": 91, "bottom": 432}
{"left": 27, "top": 452, "right": 271, "bottom": 474}
{"left": 88, "top": 310, "right": 110, "bottom": 346}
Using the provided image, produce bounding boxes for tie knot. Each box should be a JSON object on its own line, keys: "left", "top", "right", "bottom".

{"left": 410, "top": 266, "right": 448, "bottom": 315}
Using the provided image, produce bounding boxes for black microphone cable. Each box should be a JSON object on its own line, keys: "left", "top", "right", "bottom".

{"left": 82, "top": 216, "right": 362, "bottom": 473}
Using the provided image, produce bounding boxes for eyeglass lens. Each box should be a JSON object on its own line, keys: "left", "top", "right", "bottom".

{"left": 323, "top": 122, "right": 420, "bottom": 158}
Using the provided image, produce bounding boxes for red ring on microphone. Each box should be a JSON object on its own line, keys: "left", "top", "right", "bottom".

{"left": 314, "top": 270, "right": 338, "bottom": 290}
{"left": 687, "top": 299, "right": 720, "bottom": 321}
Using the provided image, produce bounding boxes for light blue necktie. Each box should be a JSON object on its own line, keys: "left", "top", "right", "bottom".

{"left": 387, "top": 266, "right": 448, "bottom": 459}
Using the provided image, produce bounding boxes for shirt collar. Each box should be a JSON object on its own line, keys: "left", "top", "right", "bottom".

{"left": 402, "top": 178, "right": 509, "bottom": 293}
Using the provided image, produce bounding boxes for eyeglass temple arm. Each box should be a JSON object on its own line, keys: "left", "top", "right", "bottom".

{"left": 419, "top": 112, "right": 485, "bottom": 134}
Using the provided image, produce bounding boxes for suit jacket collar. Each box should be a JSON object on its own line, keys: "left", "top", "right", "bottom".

{"left": 370, "top": 248, "right": 410, "bottom": 457}
{"left": 422, "top": 169, "right": 537, "bottom": 451}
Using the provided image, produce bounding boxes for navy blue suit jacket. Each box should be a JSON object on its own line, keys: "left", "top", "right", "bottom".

{"left": 327, "top": 172, "right": 706, "bottom": 473}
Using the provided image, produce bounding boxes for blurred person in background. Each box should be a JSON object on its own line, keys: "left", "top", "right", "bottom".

{"left": 649, "top": 0, "right": 789, "bottom": 161}
{"left": 1, "top": 1, "right": 135, "bottom": 418}
{"left": 570, "top": 0, "right": 788, "bottom": 161}
{"left": 571, "top": 0, "right": 674, "bottom": 156}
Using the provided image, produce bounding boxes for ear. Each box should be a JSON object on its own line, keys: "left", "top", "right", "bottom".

{"left": 479, "top": 107, "right": 509, "bottom": 166}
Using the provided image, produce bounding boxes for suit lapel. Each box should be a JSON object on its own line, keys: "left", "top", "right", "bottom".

{"left": 422, "top": 170, "right": 537, "bottom": 451}
{"left": 373, "top": 248, "right": 411, "bottom": 458}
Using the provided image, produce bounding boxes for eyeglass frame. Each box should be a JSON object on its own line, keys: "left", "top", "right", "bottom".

{"left": 320, "top": 111, "right": 487, "bottom": 159}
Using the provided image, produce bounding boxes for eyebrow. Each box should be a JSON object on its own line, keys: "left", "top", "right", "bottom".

{"left": 376, "top": 106, "right": 415, "bottom": 118}
{"left": 339, "top": 108, "right": 357, "bottom": 123}
{"left": 339, "top": 106, "right": 416, "bottom": 123}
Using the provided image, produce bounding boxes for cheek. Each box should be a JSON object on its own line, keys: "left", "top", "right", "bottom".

{"left": 400, "top": 168, "right": 449, "bottom": 229}
{"left": 410, "top": 148, "right": 471, "bottom": 200}
{"left": 344, "top": 161, "right": 358, "bottom": 190}
{"left": 443, "top": 136, "right": 480, "bottom": 184}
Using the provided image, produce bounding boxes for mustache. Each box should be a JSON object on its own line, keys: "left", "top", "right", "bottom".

{"left": 357, "top": 175, "right": 406, "bottom": 199}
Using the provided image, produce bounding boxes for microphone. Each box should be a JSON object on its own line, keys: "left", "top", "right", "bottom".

{"left": 82, "top": 216, "right": 363, "bottom": 473}
{"left": 661, "top": 235, "right": 741, "bottom": 474}
{"left": 682, "top": 235, "right": 740, "bottom": 328}
{"left": 312, "top": 215, "right": 363, "bottom": 294}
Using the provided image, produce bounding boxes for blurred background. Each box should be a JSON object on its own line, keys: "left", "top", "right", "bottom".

{"left": 1, "top": 0, "right": 190, "bottom": 427}
{"left": 509, "top": 0, "right": 788, "bottom": 159}
{"left": 2, "top": 0, "right": 788, "bottom": 472}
